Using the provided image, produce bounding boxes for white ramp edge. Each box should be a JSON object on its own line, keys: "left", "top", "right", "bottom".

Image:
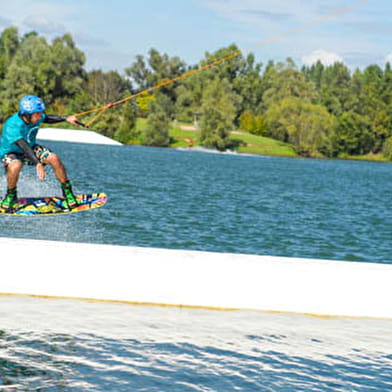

{"left": 1, "top": 237, "right": 391, "bottom": 319}
{"left": 37, "top": 127, "right": 122, "bottom": 145}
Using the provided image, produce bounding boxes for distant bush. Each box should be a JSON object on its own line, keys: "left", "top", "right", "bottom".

{"left": 382, "top": 136, "right": 392, "bottom": 160}
{"left": 239, "top": 110, "right": 267, "bottom": 136}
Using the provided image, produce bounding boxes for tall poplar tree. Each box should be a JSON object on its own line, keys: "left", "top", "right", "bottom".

{"left": 200, "top": 78, "right": 237, "bottom": 150}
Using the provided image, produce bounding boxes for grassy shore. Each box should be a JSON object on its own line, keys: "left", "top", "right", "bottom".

{"left": 133, "top": 119, "right": 390, "bottom": 162}
{"left": 337, "top": 152, "right": 388, "bottom": 162}
{"left": 135, "top": 119, "right": 297, "bottom": 157}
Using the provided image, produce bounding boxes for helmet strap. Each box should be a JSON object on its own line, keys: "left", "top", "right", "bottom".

{"left": 18, "top": 112, "right": 32, "bottom": 124}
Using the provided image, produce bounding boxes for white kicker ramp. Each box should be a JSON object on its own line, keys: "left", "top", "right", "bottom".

{"left": 1, "top": 237, "right": 391, "bottom": 319}
{"left": 38, "top": 127, "right": 122, "bottom": 145}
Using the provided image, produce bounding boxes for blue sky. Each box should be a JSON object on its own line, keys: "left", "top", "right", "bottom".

{"left": 0, "top": 0, "right": 391, "bottom": 73}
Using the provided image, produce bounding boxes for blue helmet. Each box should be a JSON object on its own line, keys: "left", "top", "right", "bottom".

{"left": 19, "top": 95, "right": 46, "bottom": 115}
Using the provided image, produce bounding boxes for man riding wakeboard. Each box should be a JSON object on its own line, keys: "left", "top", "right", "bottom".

{"left": 0, "top": 95, "right": 82, "bottom": 211}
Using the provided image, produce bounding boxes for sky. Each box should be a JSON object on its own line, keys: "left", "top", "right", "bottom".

{"left": 0, "top": 0, "right": 391, "bottom": 73}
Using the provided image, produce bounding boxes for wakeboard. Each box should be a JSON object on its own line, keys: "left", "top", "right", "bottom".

{"left": 0, "top": 193, "right": 107, "bottom": 216}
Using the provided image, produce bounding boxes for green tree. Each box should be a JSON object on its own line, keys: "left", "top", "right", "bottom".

{"left": 265, "top": 97, "right": 336, "bottom": 157}
{"left": 175, "top": 44, "right": 259, "bottom": 126}
{"left": 382, "top": 62, "right": 392, "bottom": 105}
{"left": 382, "top": 136, "right": 392, "bottom": 160}
{"left": 0, "top": 34, "right": 51, "bottom": 119}
{"left": 345, "top": 68, "right": 363, "bottom": 113}
{"left": 0, "top": 62, "right": 35, "bottom": 119}
{"left": 92, "top": 108, "right": 121, "bottom": 139}
{"left": 200, "top": 44, "right": 242, "bottom": 84}
{"left": 302, "top": 60, "right": 324, "bottom": 90}
{"left": 239, "top": 110, "right": 267, "bottom": 136}
{"left": 135, "top": 93, "right": 156, "bottom": 117}
{"left": 114, "top": 101, "right": 137, "bottom": 143}
{"left": 143, "top": 94, "right": 170, "bottom": 146}
{"left": 173, "top": 69, "right": 204, "bottom": 125}
{"left": 173, "top": 84, "right": 194, "bottom": 122}
{"left": 199, "top": 78, "right": 237, "bottom": 150}
{"left": 233, "top": 53, "right": 264, "bottom": 115}
{"left": 360, "top": 65, "right": 384, "bottom": 114}
{"left": 239, "top": 110, "right": 254, "bottom": 132}
{"left": 199, "top": 44, "right": 264, "bottom": 115}
{"left": 333, "top": 111, "right": 372, "bottom": 155}
{"left": 346, "top": 65, "right": 391, "bottom": 152}
{"left": 86, "top": 69, "right": 131, "bottom": 106}
{"left": 125, "top": 54, "right": 151, "bottom": 90}
{"left": 319, "top": 62, "right": 351, "bottom": 116}
{"left": 262, "top": 58, "right": 318, "bottom": 109}
{"left": 0, "top": 31, "right": 86, "bottom": 120}
{"left": 127, "top": 47, "right": 185, "bottom": 91}
{"left": 50, "top": 34, "right": 86, "bottom": 103}
{"left": 0, "top": 27, "right": 19, "bottom": 82}
{"left": 125, "top": 48, "right": 186, "bottom": 118}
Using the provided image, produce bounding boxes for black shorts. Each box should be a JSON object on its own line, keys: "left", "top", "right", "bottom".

{"left": 2, "top": 144, "right": 54, "bottom": 168}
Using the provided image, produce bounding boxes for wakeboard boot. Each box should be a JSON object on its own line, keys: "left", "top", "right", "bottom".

{"left": 61, "top": 180, "right": 79, "bottom": 209}
{"left": 0, "top": 187, "right": 18, "bottom": 211}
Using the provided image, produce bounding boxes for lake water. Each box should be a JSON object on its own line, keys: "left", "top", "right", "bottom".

{"left": 1, "top": 141, "right": 392, "bottom": 263}
{"left": 1, "top": 141, "right": 392, "bottom": 391}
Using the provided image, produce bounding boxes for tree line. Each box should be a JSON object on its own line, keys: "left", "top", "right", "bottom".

{"left": 1, "top": 27, "right": 392, "bottom": 159}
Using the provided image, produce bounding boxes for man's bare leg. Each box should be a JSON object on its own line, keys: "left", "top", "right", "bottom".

{"left": 6, "top": 160, "right": 24, "bottom": 189}
{"left": 44, "top": 153, "right": 68, "bottom": 184}
{"left": 44, "top": 153, "right": 78, "bottom": 207}
{"left": 1, "top": 160, "right": 23, "bottom": 209}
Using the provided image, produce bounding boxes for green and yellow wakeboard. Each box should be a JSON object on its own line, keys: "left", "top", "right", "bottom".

{"left": 0, "top": 193, "right": 107, "bottom": 216}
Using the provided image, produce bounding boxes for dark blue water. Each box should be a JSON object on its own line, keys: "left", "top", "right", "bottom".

{"left": 1, "top": 141, "right": 392, "bottom": 391}
{"left": 1, "top": 141, "right": 391, "bottom": 263}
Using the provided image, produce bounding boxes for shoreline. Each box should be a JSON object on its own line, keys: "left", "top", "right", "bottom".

{"left": 37, "top": 126, "right": 390, "bottom": 163}
{"left": 172, "top": 124, "right": 390, "bottom": 163}
{"left": 172, "top": 145, "right": 390, "bottom": 163}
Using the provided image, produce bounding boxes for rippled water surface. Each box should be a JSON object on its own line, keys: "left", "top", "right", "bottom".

{"left": 1, "top": 141, "right": 391, "bottom": 263}
{"left": 1, "top": 296, "right": 392, "bottom": 391}
{"left": 1, "top": 141, "right": 392, "bottom": 390}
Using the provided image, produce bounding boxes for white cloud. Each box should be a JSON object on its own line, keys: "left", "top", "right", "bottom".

{"left": 302, "top": 49, "right": 343, "bottom": 66}
{"left": 23, "top": 15, "right": 66, "bottom": 34}
{"left": 385, "top": 53, "right": 392, "bottom": 64}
